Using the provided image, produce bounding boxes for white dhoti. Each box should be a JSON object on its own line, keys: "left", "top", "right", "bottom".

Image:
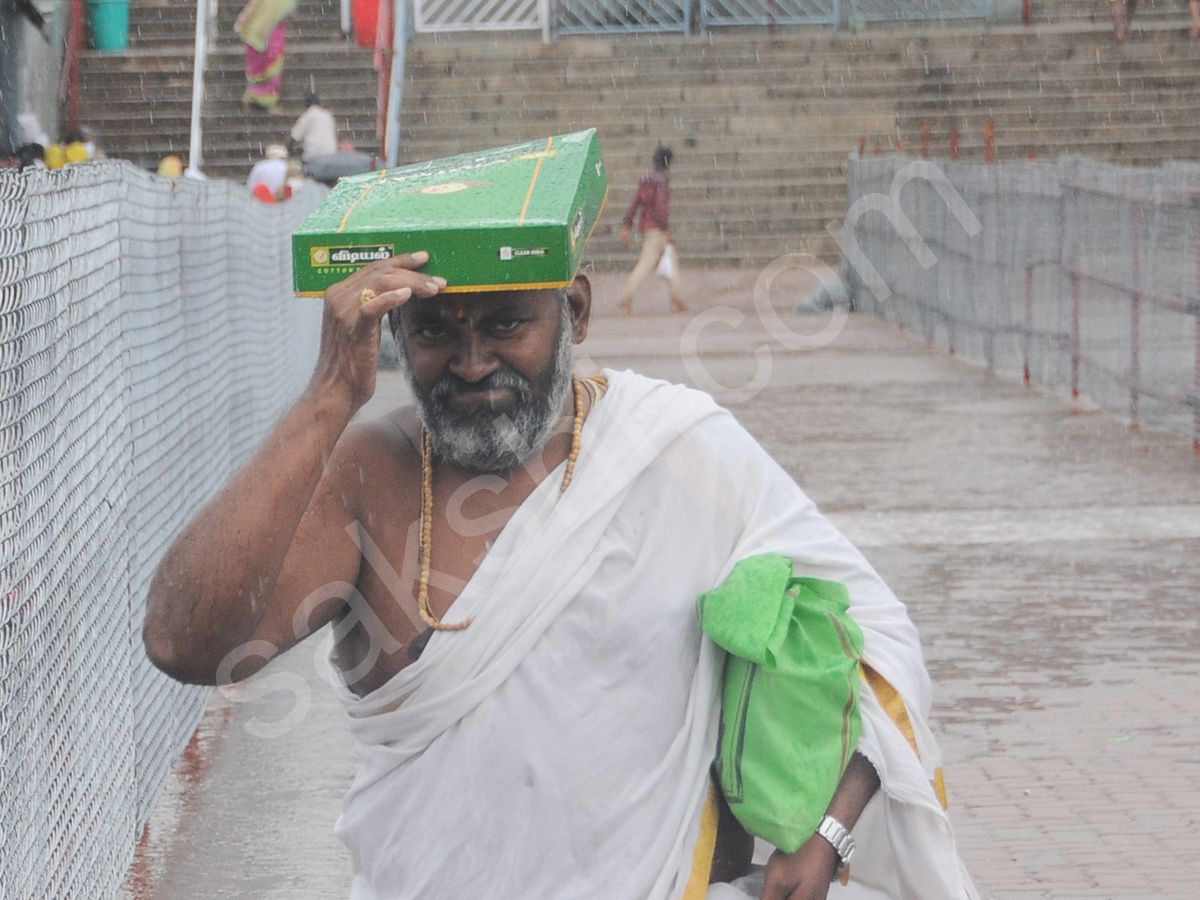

{"left": 329, "top": 369, "right": 978, "bottom": 900}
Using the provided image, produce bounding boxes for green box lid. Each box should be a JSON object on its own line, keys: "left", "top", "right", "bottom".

{"left": 292, "top": 129, "right": 608, "bottom": 295}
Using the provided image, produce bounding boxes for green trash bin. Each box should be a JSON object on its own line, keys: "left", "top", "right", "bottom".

{"left": 89, "top": 0, "right": 129, "bottom": 51}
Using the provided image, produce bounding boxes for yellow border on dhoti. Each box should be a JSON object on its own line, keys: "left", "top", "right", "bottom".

{"left": 862, "top": 664, "right": 949, "bottom": 810}
{"left": 680, "top": 780, "right": 719, "bottom": 900}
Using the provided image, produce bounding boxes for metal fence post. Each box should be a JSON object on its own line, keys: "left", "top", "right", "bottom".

{"left": 185, "top": 0, "right": 214, "bottom": 177}
{"left": 1068, "top": 180, "right": 1081, "bottom": 399}
{"left": 1023, "top": 202, "right": 1034, "bottom": 387}
{"left": 1129, "top": 176, "right": 1141, "bottom": 429}
{"left": 1195, "top": 203, "right": 1200, "bottom": 454}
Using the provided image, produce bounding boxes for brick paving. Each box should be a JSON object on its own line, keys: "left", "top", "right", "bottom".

{"left": 128, "top": 269, "right": 1200, "bottom": 899}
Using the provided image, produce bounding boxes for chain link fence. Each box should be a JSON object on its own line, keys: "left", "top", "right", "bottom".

{"left": 845, "top": 154, "right": 1200, "bottom": 449}
{"left": 0, "top": 161, "right": 323, "bottom": 898}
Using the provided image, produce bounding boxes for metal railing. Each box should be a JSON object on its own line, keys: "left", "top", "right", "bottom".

{"left": 848, "top": 0, "right": 989, "bottom": 24}
{"left": 413, "top": 0, "right": 544, "bottom": 31}
{"left": 557, "top": 0, "right": 691, "bottom": 35}
{"left": 844, "top": 154, "right": 1200, "bottom": 451}
{"left": 406, "top": 0, "right": 996, "bottom": 36}
{"left": 699, "top": 0, "right": 838, "bottom": 32}
{"left": 0, "top": 161, "right": 324, "bottom": 898}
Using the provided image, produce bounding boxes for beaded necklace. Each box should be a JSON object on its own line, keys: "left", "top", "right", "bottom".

{"left": 416, "top": 374, "right": 591, "bottom": 632}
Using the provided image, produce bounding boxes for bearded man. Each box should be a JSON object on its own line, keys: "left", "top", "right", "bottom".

{"left": 143, "top": 251, "right": 978, "bottom": 900}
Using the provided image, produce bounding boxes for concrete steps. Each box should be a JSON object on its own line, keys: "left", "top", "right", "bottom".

{"left": 78, "top": 0, "right": 380, "bottom": 181}
{"left": 74, "top": 3, "right": 1200, "bottom": 269}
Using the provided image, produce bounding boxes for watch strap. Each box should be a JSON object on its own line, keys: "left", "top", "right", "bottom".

{"left": 815, "top": 814, "right": 855, "bottom": 880}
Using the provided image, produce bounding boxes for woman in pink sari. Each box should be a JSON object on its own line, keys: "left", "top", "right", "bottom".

{"left": 235, "top": 0, "right": 297, "bottom": 111}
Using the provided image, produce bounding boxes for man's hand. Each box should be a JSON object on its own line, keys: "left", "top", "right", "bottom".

{"left": 759, "top": 836, "right": 838, "bottom": 900}
{"left": 619, "top": 224, "right": 632, "bottom": 246}
{"left": 312, "top": 252, "right": 444, "bottom": 412}
{"left": 144, "top": 251, "right": 443, "bottom": 684}
{"left": 759, "top": 753, "right": 880, "bottom": 900}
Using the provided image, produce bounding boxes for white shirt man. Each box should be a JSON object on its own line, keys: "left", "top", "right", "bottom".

{"left": 290, "top": 95, "right": 338, "bottom": 163}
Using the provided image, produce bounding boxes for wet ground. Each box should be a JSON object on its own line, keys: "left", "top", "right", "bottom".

{"left": 124, "top": 269, "right": 1200, "bottom": 900}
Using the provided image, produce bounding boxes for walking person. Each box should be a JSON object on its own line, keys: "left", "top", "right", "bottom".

{"left": 618, "top": 146, "right": 687, "bottom": 314}
{"left": 235, "top": 0, "right": 296, "bottom": 112}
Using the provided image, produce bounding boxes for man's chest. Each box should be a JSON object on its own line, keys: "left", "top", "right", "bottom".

{"left": 334, "top": 470, "right": 547, "bottom": 695}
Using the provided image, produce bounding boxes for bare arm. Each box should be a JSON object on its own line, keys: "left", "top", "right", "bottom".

{"left": 142, "top": 254, "right": 442, "bottom": 684}
{"left": 760, "top": 752, "right": 881, "bottom": 900}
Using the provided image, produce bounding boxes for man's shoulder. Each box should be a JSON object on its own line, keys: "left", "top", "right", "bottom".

{"left": 333, "top": 406, "right": 423, "bottom": 484}
{"left": 291, "top": 106, "right": 318, "bottom": 132}
{"left": 599, "top": 368, "right": 759, "bottom": 458}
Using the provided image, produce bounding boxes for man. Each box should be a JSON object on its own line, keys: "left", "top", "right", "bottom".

{"left": 290, "top": 92, "right": 339, "bottom": 166}
{"left": 288, "top": 92, "right": 375, "bottom": 186}
{"left": 246, "top": 143, "right": 289, "bottom": 199}
{"left": 619, "top": 146, "right": 687, "bottom": 314}
{"left": 144, "top": 251, "right": 977, "bottom": 899}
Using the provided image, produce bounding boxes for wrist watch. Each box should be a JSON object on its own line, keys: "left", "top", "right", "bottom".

{"left": 816, "top": 814, "right": 855, "bottom": 881}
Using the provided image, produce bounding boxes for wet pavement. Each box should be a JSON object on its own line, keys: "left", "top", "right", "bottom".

{"left": 124, "top": 269, "right": 1200, "bottom": 900}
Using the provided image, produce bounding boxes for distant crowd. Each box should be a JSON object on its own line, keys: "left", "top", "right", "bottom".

{"left": 1, "top": 127, "right": 104, "bottom": 171}
{"left": 244, "top": 92, "right": 376, "bottom": 202}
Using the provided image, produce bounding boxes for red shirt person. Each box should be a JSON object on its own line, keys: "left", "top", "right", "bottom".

{"left": 618, "top": 146, "right": 686, "bottom": 314}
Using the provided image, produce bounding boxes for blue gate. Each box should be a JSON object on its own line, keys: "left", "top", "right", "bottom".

{"left": 554, "top": 0, "right": 691, "bottom": 35}
{"left": 699, "top": 0, "right": 840, "bottom": 30}
{"left": 849, "top": 0, "right": 990, "bottom": 23}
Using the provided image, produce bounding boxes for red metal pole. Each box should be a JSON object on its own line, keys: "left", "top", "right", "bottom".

{"left": 949, "top": 127, "right": 959, "bottom": 161}
{"left": 57, "top": 0, "right": 86, "bottom": 132}
{"left": 984, "top": 119, "right": 995, "bottom": 164}
{"left": 920, "top": 122, "right": 930, "bottom": 159}
{"left": 1023, "top": 0, "right": 1032, "bottom": 26}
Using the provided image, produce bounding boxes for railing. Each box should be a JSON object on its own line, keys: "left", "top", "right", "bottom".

{"left": 848, "top": 0, "right": 989, "bottom": 24}
{"left": 407, "top": 0, "right": 996, "bottom": 36}
{"left": 844, "top": 154, "right": 1200, "bottom": 451}
{"left": 0, "top": 161, "right": 324, "bottom": 899}
{"left": 557, "top": 0, "right": 691, "bottom": 35}
{"left": 413, "top": 0, "right": 543, "bottom": 31}
{"left": 699, "top": 0, "right": 838, "bottom": 33}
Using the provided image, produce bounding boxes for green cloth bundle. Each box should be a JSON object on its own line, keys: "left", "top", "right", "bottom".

{"left": 697, "top": 553, "right": 864, "bottom": 853}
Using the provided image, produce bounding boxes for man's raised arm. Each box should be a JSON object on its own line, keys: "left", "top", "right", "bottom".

{"left": 143, "top": 255, "right": 442, "bottom": 685}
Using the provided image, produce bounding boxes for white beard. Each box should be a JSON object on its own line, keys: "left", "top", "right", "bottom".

{"left": 397, "top": 302, "right": 574, "bottom": 473}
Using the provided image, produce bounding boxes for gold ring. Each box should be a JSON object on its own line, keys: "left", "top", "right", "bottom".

{"left": 358, "top": 288, "right": 377, "bottom": 305}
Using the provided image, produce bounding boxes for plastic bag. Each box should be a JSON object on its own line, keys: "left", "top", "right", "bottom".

{"left": 655, "top": 242, "right": 677, "bottom": 280}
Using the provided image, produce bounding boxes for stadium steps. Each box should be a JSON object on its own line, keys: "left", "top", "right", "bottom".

{"left": 75, "top": 1, "right": 1200, "bottom": 270}
{"left": 76, "top": 0, "right": 381, "bottom": 181}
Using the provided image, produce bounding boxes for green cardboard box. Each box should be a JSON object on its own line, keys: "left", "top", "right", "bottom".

{"left": 292, "top": 129, "right": 608, "bottom": 295}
